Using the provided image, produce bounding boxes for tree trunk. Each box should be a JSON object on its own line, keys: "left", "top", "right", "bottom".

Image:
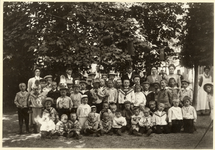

{"left": 193, "top": 64, "right": 199, "bottom": 107}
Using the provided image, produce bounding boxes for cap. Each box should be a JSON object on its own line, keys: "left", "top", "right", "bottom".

{"left": 109, "top": 70, "right": 116, "bottom": 75}
{"left": 66, "top": 80, "right": 73, "bottom": 85}
{"left": 93, "top": 78, "right": 100, "bottom": 83}
{"left": 124, "top": 101, "right": 131, "bottom": 105}
{"left": 42, "top": 97, "right": 53, "bottom": 106}
{"left": 143, "top": 81, "right": 150, "bottom": 85}
{"left": 203, "top": 82, "right": 213, "bottom": 92}
{"left": 40, "top": 78, "right": 46, "bottom": 83}
{"left": 81, "top": 94, "right": 88, "bottom": 99}
{"left": 59, "top": 87, "right": 68, "bottom": 91}
{"left": 44, "top": 75, "right": 52, "bottom": 79}
{"left": 89, "top": 72, "right": 96, "bottom": 76}
{"left": 79, "top": 80, "right": 87, "bottom": 85}
{"left": 73, "top": 84, "right": 80, "bottom": 88}
{"left": 181, "top": 79, "right": 190, "bottom": 84}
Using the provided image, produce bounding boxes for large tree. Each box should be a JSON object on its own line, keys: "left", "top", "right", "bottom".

{"left": 180, "top": 3, "right": 214, "bottom": 107}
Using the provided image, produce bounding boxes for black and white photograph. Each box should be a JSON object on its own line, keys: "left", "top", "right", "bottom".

{"left": 2, "top": 1, "right": 214, "bottom": 148}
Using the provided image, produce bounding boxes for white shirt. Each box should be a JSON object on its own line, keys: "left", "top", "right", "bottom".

{"left": 168, "top": 106, "right": 183, "bottom": 122}
{"left": 112, "top": 116, "right": 127, "bottom": 128}
{"left": 152, "top": 111, "right": 168, "bottom": 125}
{"left": 106, "top": 87, "right": 118, "bottom": 103}
{"left": 40, "top": 119, "right": 55, "bottom": 131}
{"left": 77, "top": 104, "right": 91, "bottom": 118}
{"left": 182, "top": 105, "right": 197, "bottom": 121}
{"left": 134, "top": 92, "right": 146, "bottom": 107}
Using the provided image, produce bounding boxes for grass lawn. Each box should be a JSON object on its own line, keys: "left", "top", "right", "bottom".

{"left": 2, "top": 109, "right": 213, "bottom": 148}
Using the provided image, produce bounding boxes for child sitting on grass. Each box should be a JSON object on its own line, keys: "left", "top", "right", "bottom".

{"left": 99, "top": 112, "right": 112, "bottom": 136}
{"left": 148, "top": 100, "right": 157, "bottom": 116}
{"left": 14, "top": 83, "right": 30, "bottom": 134}
{"left": 181, "top": 96, "right": 197, "bottom": 133}
{"left": 40, "top": 112, "right": 56, "bottom": 139}
{"left": 42, "top": 97, "right": 59, "bottom": 124}
{"left": 55, "top": 114, "right": 69, "bottom": 137}
{"left": 109, "top": 104, "right": 117, "bottom": 121}
{"left": 77, "top": 95, "right": 91, "bottom": 129}
{"left": 168, "top": 99, "right": 183, "bottom": 133}
{"left": 67, "top": 113, "right": 82, "bottom": 139}
{"left": 110, "top": 110, "right": 127, "bottom": 136}
{"left": 122, "top": 101, "right": 133, "bottom": 132}
{"left": 139, "top": 107, "right": 153, "bottom": 136}
{"left": 83, "top": 112, "right": 101, "bottom": 137}
{"left": 152, "top": 103, "right": 170, "bottom": 134}
{"left": 131, "top": 107, "right": 142, "bottom": 136}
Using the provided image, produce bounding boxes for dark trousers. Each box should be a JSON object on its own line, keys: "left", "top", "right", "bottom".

{"left": 93, "top": 103, "right": 102, "bottom": 113}
{"left": 139, "top": 126, "right": 153, "bottom": 135}
{"left": 84, "top": 128, "right": 100, "bottom": 135}
{"left": 68, "top": 130, "right": 81, "bottom": 139}
{"left": 58, "top": 108, "right": 70, "bottom": 119}
{"left": 41, "top": 131, "right": 59, "bottom": 138}
{"left": 183, "top": 119, "right": 195, "bottom": 133}
{"left": 17, "top": 108, "right": 29, "bottom": 132}
{"left": 154, "top": 125, "right": 170, "bottom": 134}
{"left": 71, "top": 108, "right": 78, "bottom": 113}
{"left": 171, "top": 120, "right": 183, "bottom": 133}
{"left": 109, "top": 127, "right": 126, "bottom": 135}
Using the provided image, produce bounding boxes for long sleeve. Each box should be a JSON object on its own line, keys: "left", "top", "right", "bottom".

{"left": 27, "top": 78, "right": 32, "bottom": 92}
{"left": 168, "top": 108, "right": 172, "bottom": 122}
{"left": 76, "top": 106, "right": 81, "bottom": 118}
{"left": 193, "top": 107, "right": 197, "bottom": 122}
{"left": 114, "top": 89, "right": 118, "bottom": 103}
{"left": 122, "top": 117, "right": 127, "bottom": 126}
{"left": 131, "top": 91, "right": 135, "bottom": 104}
{"left": 69, "top": 97, "right": 73, "bottom": 109}
{"left": 56, "top": 97, "right": 60, "bottom": 109}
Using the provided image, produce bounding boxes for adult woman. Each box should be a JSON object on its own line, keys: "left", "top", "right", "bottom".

{"left": 166, "top": 64, "right": 181, "bottom": 88}
{"left": 196, "top": 66, "right": 212, "bottom": 114}
{"left": 146, "top": 67, "right": 162, "bottom": 92}
{"left": 27, "top": 68, "right": 42, "bottom": 92}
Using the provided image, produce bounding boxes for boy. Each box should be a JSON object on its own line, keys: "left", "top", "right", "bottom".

{"left": 157, "top": 79, "right": 171, "bottom": 112}
{"left": 110, "top": 110, "right": 127, "bottom": 136}
{"left": 44, "top": 75, "right": 53, "bottom": 91}
{"left": 168, "top": 99, "right": 183, "bottom": 133}
{"left": 47, "top": 81, "right": 61, "bottom": 109}
{"left": 67, "top": 113, "right": 82, "bottom": 139}
{"left": 56, "top": 87, "right": 73, "bottom": 118}
{"left": 142, "top": 81, "right": 155, "bottom": 107}
{"left": 100, "top": 102, "right": 112, "bottom": 120}
{"left": 91, "top": 105, "right": 100, "bottom": 122}
{"left": 121, "top": 101, "right": 133, "bottom": 132}
{"left": 139, "top": 107, "right": 153, "bottom": 136}
{"left": 109, "top": 104, "right": 117, "bottom": 121}
{"left": 79, "top": 80, "right": 93, "bottom": 105}
{"left": 39, "top": 78, "right": 50, "bottom": 97}
{"left": 106, "top": 80, "right": 118, "bottom": 104}
{"left": 55, "top": 114, "right": 69, "bottom": 137}
{"left": 40, "top": 112, "right": 56, "bottom": 139}
{"left": 179, "top": 79, "right": 193, "bottom": 106}
{"left": 70, "top": 84, "right": 82, "bottom": 113}
{"left": 134, "top": 85, "right": 146, "bottom": 107}
{"left": 167, "top": 78, "right": 180, "bottom": 103}
{"left": 115, "top": 78, "right": 123, "bottom": 90}
{"left": 66, "top": 80, "right": 74, "bottom": 96}
{"left": 148, "top": 100, "right": 157, "bottom": 116}
{"left": 14, "top": 83, "right": 30, "bottom": 134}
{"left": 152, "top": 103, "right": 170, "bottom": 134}
{"left": 83, "top": 112, "right": 100, "bottom": 137}
{"left": 153, "top": 82, "right": 160, "bottom": 101}
{"left": 182, "top": 96, "right": 197, "bottom": 133}
{"left": 118, "top": 78, "right": 135, "bottom": 110}
{"left": 131, "top": 107, "right": 142, "bottom": 136}
{"left": 28, "top": 85, "right": 43, "bottom": 133}
{"left": 99, "top": 112, "right": 112, "bottom": 135}
{"left": 42, "top": 97, "right": 59, "bottom": 124}
{"left": 77, "top": 95, "right": 91, "bottom": 128}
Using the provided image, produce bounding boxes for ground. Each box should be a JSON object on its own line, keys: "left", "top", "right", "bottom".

{"left": 2, "top": 108, "right": 213, "bottom": 148}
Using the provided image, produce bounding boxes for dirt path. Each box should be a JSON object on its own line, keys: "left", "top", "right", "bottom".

{"left": 2, "top": 111, "right": 213, "bottom": 148}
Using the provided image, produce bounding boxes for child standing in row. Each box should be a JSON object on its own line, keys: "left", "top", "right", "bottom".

{"left": 14, "top": 83, "right": 30, "bottom": 134}
{"left": 134, "top": 85, "right": 146, "bottom": 107}
{"left": 70, "top": 84, "right": 82, "bottom": 113}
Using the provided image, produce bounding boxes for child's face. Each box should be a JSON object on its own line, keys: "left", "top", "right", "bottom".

{"left": 61, "top": 115, "right": 68, "bottom": 123}
{"left": 91, "top": 107, "right": 96, "bottom": 113}
{"left": 103, "top": 103, "right": 109, "bottom": 109}
{"left": 93, "top": 82, "right": 100, "bottom": 89}
{"left": 82, "top": 98, "right": 88, "bottom": 104}
{"left": 144, "top": 111, "right": 150, "bottom": 117}
{"left": 124, "top": 104, "right": 131, "bottom": 110}
{"left": 134, "top": 77, "right": 140, "bottom": 85}
{"left": 45, "top": 101, "right": 52, "bottom": 109}
{"left": 35, "top": 69, "right": 40, "bottom": 76}
{"left": 134, "top": 109, "right": 140, "bottom": 116}
{"left": 100, "top": 79, "right": 106, "bottom": 87}
{"left": 103, "top": 115, "right": 109, "bottom": 120}
{"left": 52, "top": 83, "right": 57, "bottom": 90}
{"left": 19, "top": 84, "right": 26, "bottom": 91}
{"left": 183, "top": 100, "right": 190, "bottom": 107}
{"left": 108, "top": 81, "right": 114, "bottom": 88}
{"left": 110, "top": 106, "right": 117, "bottom": 113}
{"left": 89, "top": 113, "right": 96, "bottom": 121}
{"left": 33, "top": 88, "right": 39, "bottom": 95}
{"left": 136, "top": 87, "right": 141, "bottom": 92}
{"left": 74, "top": 87, "right": 80, "bottom": 93}
{"left": 80, "top": 83, "right": 87, "bottom": 90}
{"left": 169, "top": 67, "right": 175, "bottom": 74}
{"left": 102, "top": 75, "right": 108, "bottom": 80}
{"left": 117, "top": 80, "right": 122, "bottom": 87}
{"left": 173, "top": 101, "right": 179, "bottom": 107}
{"left": 149, "top": 102, "right": 156, "bottom": 109}
{"left": 182, "top": 82, "right": 189, "bottom": 88}
{"left": 169, "top": 79, "right": 176, "bottom": 87}
{"left": 40, "top": 82, "right": 47, "bottom": 88}
{"left": 143, "top": 84, "right": 149, "bottom": 90}
{"left": 154, "top": 84, "right": 160, "bottom": 89}
{"left": 70, "top": 114, "right": 77, "bottom": 121}
{"left": 115, "top": 112, "right": 121, "bottom": 118}
{"left": 158, "top": 105, "right": 164, "bottom": 111}
{"left": 123, "top": 80, "right": 130, "bottom": 87}
{"left": 160, "top": 81, "right": 166, "bottom": 88}
{"left": 109, "top": 75, "right": 115, "bottom": 80}
{"left": 206, "top": 85, "right": 212, "bottom": 93}
{"left": 60, "top": 90, "right": 67, "bottom": 96}
{"left": 47, "top": 78, "right": 52, "bottom": 84}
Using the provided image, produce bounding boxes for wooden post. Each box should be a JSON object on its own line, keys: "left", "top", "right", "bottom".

{"left": 193, "top": 64, "right": 199, "bottom": 108}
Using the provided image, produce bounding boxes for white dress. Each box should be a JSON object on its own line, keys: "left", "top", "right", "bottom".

{"left": 196, "top": 74, "right": 212, "bottom": 111}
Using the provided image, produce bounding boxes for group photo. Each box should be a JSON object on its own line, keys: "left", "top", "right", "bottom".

{"left": 2, "top": 1, "right": 214, "bottom": 149}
